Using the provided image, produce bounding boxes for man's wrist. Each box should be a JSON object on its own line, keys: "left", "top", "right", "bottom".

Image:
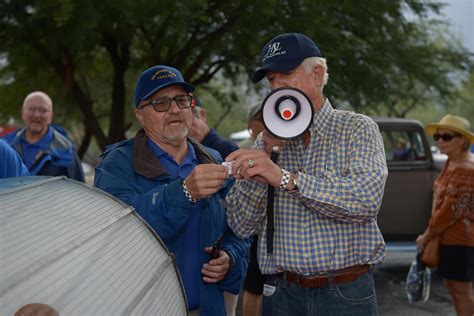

{"left": 182, "top": 180, "right": 197, "bottom": 203}
{"left": 223, "top": 250, "right": 234, "bottom": 278}
{"left": 289, "top": 171, "right": 298, "bottom": 191}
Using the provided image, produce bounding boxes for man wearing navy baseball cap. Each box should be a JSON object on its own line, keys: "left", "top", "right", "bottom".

{"left": 226, "top": 33, "right": 387, "bottom": 315}
{"left": 95, "top": 65, "right": 249, "bottom": 315}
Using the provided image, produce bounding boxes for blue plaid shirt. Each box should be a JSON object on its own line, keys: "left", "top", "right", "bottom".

{"left": 226, "top": 100, "right": 388, "bottom": 274}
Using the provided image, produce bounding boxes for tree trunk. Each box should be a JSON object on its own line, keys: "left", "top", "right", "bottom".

{"left": 28, "top": 39, "right": 108, "bottom": 151}
{"left": 103, "top": 35, "right": 130, "bottom": 145}
{"left": 68, "top": 79, "right": 108, "bottom": 150}
{"left": 77, "top": 125, "right": 92, "bottom": 159}
{"left": 213, "top": 105, "right": 232, "bottom": 130}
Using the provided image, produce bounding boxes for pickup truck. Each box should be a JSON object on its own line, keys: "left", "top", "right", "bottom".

{"left": 374, "top": 117, "right": 446, "bottom": 241}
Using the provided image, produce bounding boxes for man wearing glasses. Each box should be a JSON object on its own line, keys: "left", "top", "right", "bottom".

{"left": 2, "top": 91, "right": 84, "bottom": 181}
{"left": 94, "top": 65, "right": 249, "bottom": 315}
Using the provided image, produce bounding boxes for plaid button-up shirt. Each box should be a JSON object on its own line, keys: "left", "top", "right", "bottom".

{"left": 226, "top": 100, "right": 388, "bottom": 274}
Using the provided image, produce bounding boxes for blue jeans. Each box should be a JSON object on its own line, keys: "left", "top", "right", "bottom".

{"left": 262, "top": 270, "right": 378, "bottom": 316}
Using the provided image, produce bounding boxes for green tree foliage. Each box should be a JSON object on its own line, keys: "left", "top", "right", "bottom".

{"left": 448, "top": 69, "right": 474, "bottom": 123}
{"left": 0, "top": 0, "right": 471, "bottom": 157}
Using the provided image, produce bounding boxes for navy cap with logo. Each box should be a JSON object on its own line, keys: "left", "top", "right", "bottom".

{"left": 134, "top": 65, "right": 195, "bottom": 107}
{"left": 251, "top": 33, "right": 322, "bottom": 83}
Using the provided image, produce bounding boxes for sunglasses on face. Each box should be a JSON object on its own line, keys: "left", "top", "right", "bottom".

{"left": 433, "top": 133, "right": 461, "bottom": 142}
{"left": 139, "top": 95, "right": 193, "bottom": 112}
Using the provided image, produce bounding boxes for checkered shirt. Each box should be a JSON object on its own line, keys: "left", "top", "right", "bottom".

{"left": 226, "top": 100, "right": 388, "bottom": 274}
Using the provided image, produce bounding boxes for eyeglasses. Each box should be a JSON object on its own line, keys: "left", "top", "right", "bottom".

{"left": 139, "top": 95, "right": 193, "bottom": 112}
{"left": 24, "top": 107, "right": 51, "bottom": 115}
{"left": 433, "top": 133, "right": 461, "bottom": 142}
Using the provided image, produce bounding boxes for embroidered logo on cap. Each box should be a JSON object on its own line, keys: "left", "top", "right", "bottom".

{"left": 263, "top": 42, "right": 286, "bottom": 62}
{"left": 151, "top": 69, "right": 177, "bottom": 81}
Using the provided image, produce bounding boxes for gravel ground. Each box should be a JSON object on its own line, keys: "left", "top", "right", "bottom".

{"left": 375, "top": 250, "right": 455, "bottom": 316}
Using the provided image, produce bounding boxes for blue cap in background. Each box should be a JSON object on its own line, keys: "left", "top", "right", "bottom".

{"left": 251, "top": 33, "right": 322, "bottom": 83}
{"left": 134, "top": 65, "right": 195, "bottom": 107}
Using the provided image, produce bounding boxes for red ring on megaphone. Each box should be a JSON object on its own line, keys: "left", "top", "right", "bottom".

{"left": 261, "top": 87, "right": 314, "bottom": 139}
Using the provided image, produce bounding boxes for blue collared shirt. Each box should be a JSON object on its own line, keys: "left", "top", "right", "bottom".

{"left": 21, "top": 127, "right": 53, "bottom": 168}
{"left": 147, "top": 139, "right": 201, "bottom": 310}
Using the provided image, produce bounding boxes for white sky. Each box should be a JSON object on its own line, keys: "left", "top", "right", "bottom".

{"left": 441, "top": 0, "right": 474, "bottom": 52}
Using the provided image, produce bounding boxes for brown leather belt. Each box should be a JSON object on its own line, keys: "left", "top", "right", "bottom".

{"left": 279, "top": 265, "right": 370, "bottom": 288}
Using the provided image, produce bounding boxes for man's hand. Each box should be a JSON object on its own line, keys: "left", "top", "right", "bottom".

{"left": 262, "top": 130, "right": 286, "bottom": 155}
{"left": 225, "top": 148, "right": 282, "bottom": 186}
{"left": 184, "top": 164, "right": 228, "bottom": 200}
{"left": 202, "top": 247, "right": 230, "bottom": 283}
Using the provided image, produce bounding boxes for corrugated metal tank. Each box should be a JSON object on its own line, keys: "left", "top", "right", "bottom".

{"left": 0, "top": 176, "right": 187, "bottom": 316}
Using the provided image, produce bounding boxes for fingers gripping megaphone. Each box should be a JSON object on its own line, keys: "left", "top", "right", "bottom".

{"left": 261, "top": 87, "right": 314, "bottom": 139}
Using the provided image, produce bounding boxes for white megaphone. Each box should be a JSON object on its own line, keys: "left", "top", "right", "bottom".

{"left": 261, "top": 87, "right": 314, "bottom": 139}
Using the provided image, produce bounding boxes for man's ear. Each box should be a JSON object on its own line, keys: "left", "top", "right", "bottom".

{"left": 313, "top": 64, "right": 324, "bottom": 87}
{"left": 20, "top": 107, "right": 27, "bottom": 122}
{"left": 200, "top": 108, "right": 208, "bottom": 123}
{"left": 135, "top": 109, "right": 144, "bottom": 126}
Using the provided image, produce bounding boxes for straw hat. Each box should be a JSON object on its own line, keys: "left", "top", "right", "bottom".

{"left": 425, "top": 114, "right": 474, "bottom": 144}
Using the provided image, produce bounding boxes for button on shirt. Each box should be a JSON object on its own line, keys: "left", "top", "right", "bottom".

{"left": 147, "top": 139, "right": 201, "bottom": 310}
{"left": 226, "top": 100, "right": 388, "bottom": 275}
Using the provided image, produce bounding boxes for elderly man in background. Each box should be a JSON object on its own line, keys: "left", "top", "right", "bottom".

{"left": 188, "top": 95, "right": 238, "bottom": 159}
{"left": 238, "top": 103, "right": 263, "bottom": 150}
{"left": 94, "top": 65, "right": 248, "bottom": 315}
{"left": 2, "top": 91, "right": 84, "bottom": 182}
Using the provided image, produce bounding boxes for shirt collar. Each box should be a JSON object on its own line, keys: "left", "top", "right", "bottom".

{"left": 146, "top": 139, "right": 168, "bottom": 159}
{"left": 182, "top": 143, "right": 198, "bottom": 166}
{"left": 133, "top": 129, "right": 217, "bottom": 179}
{"left": 21, "top": 126, "right": 53, "bottom": 148}
{"left": 310, "top": 99, "right": 333, "bottom": 136}
{"left": 146, "top": 139, "right": 198, "bottom": 166}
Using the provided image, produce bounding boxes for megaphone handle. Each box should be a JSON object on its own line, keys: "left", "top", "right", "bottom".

{"left": 266, "top": 148, "right": 280, "bottom": 254}
{"left": 270, "top": 147, "right": 279, "bottom": 163}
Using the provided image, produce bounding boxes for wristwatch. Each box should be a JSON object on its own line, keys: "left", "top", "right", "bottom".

{"left": 279, "top": 169, "right": 291, "bottom": 190}
{"left": 280, "top": 169, "right": 299, "bottom": 191}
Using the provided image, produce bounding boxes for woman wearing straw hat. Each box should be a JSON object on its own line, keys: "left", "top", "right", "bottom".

{"left": 416, "top": 114, "right": 474, "bottom": 316}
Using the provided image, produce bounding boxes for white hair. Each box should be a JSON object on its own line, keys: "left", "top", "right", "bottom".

{"left": 302, "top": 57, "right": 329, "bottom": 90}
